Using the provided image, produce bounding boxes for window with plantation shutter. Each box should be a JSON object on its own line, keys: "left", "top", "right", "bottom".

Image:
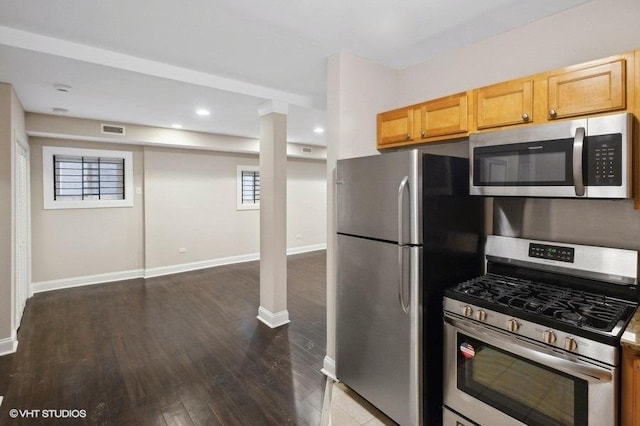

{"left": 43, "top": 146, "right": 134, "bottom": 209}
{"left": 237, "top": 165, "right": 260, "bottom": 210}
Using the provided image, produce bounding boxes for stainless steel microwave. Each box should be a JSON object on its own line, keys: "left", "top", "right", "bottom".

{"left": 469, "top": 112, "right": 632, "bottom": 198}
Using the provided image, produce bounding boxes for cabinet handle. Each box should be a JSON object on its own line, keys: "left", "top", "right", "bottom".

{"left": 406, "top": 134, "right": 411, "bottom": 140}
{"left": 521, "top": 113, "right": 529, "bottom": 122}
{"left": 549, "top": 108, "right": 557, "bottom": 118}
{"left": 420, "top": 130, "right": 426, "bottom": 138}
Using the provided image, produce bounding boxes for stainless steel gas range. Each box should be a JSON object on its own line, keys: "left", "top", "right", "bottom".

{"left": 443, "top": 235, "right": 639, "bottom": 426}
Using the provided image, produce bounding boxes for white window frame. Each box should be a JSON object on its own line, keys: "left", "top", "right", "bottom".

{"left": 236, "top": 165, "right": 260, "bottom": 210}
{"left": 43, "top": 146, "right": 134, "bottom": 209}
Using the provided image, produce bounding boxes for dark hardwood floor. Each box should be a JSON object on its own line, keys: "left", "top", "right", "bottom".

{"left": 0, "top": 251, "right": 327, "bottom": 425}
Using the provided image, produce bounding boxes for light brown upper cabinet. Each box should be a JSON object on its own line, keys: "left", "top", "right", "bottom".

{"left": 377, "top": 107, "right": 415, "bottom": 146}
{"left": 377, "top": 51, "right": 635, "bottom": 149}
{"left": 475, "top": 80, "right": 533, "bottom": 130}
{"left": 419, "top": 92, "right": 469, "bottom": 138}
{"left": 376, "top": 93, "right": 471, "bottom": 149}
{"left": 547, "top": 59, "right": 626, "bottom": 120}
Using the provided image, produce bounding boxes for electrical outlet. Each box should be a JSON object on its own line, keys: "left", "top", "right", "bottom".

{"left": 178, "top": 248, "right": 187, "bottom": 253}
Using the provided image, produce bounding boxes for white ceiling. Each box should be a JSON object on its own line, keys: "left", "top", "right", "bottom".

{"left": 0, "top": 0, "right": 593, "bottom": 146}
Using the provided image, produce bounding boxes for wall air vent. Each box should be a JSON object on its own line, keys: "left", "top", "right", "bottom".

{"left": 101, "top": 124, "right": 126, "bottom": 136}
{"left": 301, "top": 146, "right": 313, "bottom": 154}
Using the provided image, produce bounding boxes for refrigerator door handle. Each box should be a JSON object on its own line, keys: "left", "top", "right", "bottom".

{"left": 398, "top": 176, "right": 410, "bottom": 314}
{"left": 398, "top": 246, "right": 410, "bottom": 314}
{"left": 397, "top": 176, "right": 409, "bottom": 246}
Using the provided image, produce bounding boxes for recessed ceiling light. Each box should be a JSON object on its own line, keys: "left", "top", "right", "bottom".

{"left": 52, "top": 107, "right": 68, "bottom": 114}
{"left": 171, "top": 124, "right": 183, "bottom": 129}
{"left": 54, "top": 84, "right": 71, "bottom": 93}
{"left": 313, "top": 127, "right": 325, "bottom": 134}
{"left": 196, "top": 108, "right": 210, "bottom": 116}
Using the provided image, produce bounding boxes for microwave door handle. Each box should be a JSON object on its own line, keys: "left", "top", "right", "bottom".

{"left": 573, "top": 127, "right": 586, "bottom": 196}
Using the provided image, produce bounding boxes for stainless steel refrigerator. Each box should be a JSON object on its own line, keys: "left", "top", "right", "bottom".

{"left": 336, "top": 150, "right": 484, "bottom": 426}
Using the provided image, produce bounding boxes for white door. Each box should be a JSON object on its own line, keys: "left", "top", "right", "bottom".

{"left": 14, "top": 137, "right": 30, "bottom": 332}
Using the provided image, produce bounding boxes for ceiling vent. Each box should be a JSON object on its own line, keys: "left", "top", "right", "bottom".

{"left": 301, "top": 146, "right": 313, "bottom": 154}
{"left": 101, "top": 124, "right": 126, "bottom": 136}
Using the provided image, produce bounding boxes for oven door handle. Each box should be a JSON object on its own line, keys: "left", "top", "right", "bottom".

{"left": 445, "top": 314, "right": 613, "bottom": 383}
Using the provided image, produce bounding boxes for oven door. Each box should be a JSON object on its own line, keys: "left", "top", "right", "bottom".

{"left": 443, "top": 314, "right": 617, "bottom": 426}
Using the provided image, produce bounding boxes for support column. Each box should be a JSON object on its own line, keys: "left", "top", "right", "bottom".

{"left": 256, "top": 100, "right": 289, "bottom": 328}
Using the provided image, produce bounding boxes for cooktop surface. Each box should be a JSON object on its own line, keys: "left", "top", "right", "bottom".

{"left": 447, "top": 273, "right": 636, "bottom": 333}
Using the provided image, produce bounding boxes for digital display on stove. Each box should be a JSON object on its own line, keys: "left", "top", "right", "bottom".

{"left": 528, "top": 243, "right": 574, "bottom": 263}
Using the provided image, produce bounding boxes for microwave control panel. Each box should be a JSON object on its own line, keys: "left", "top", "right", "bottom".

{"left": 586, "top": 133, "right": 622, "bottom": 186}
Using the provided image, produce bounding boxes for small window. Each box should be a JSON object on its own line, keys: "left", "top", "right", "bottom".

{"left": 237, "top": 165, "right": 260, "bottom": 210}
{"left": 43, "top": 146, "right": 134, "bottom": 209}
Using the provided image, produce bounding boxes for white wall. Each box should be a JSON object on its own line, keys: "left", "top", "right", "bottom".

{"left": 0, "top": 83, "right": 28, "bottom": 353}
{"left": 398, "top": 0, "right": 640, "bottom": 105}
{"left": 325, "top": 0, "right": 640, "bottom": 375}
{"left": 331, "top": 52, "right": 400, "bottom": 160}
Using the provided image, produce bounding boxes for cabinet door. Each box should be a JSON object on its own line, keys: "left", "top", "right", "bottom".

{"left": 622, "top": 346, "right": 640, "bottom": 426}
{"left": 476, "top": 80, "right": 533, "bottom": 129}
{"left": 419, "top": 92, "right": 468, "bottom": 138}
{"left": 547, "top": 59, "right": 625, "bottom": 119}
{"left": 635, "top": 357, "right": 640, "bottom": 426}
{"left": 377, "top": 107, "right": 414, "bottom": 147}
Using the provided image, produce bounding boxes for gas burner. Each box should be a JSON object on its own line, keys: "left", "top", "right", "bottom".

{"left": 449, "top": 273, "right": 633, "bottom": 333}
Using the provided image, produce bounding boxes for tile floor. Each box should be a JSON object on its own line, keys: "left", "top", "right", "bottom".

{"left": 321, "top": 380, "right": 397, "bottom": 426}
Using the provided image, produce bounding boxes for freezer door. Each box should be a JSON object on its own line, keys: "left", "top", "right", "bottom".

{"left": 337, "top": 150, "right": 422, "bottom": 244}
{"left": 336, "top": 234, "right": 422, "bottom": 425}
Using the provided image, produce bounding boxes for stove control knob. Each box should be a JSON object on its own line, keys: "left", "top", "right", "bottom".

{"left": 543, "top": 330, "right": 557, "bottom": 345}
{"left": 506, "top": 319, "right": 520, "bottom": 332}
{"left": 462, "top": 305, "right": 473, "bottom": 317}
{"left": 476, "top": 310, "right": 487, "bottom": 322}
{"left": 565, "top": 337, "right": 578, "bottom": 351}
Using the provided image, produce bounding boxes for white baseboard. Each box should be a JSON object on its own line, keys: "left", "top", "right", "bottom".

{"left": 321, "top": 355, "right": 337, "bottom": 380}
{"left": 144, "top": 253, "right": 259, "bottom": 279}
{"left": 145, "top": 243, "right": 327, "bottom": 279}
{"left": 257, "top": 306, "right": 290, "bottom": 328}
{"left": 287, "top": 243, "right": 327, "bottom": 255}
{"left": 0, "top": 333, "right": 18, "bottom": 356}
{"left": 32, "top": 269, "right": 145, "bottom": 294}
{"left": 31, "top": 244, "right": 327, "bottom": 293}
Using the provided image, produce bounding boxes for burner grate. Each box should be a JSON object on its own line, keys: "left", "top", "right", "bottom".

{"left": 450, "top": 273, "right": 633, "bottom": 332}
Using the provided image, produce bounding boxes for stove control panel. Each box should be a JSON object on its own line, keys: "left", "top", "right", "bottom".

{"left": 443, "top": 298, "right": 619, "bottom": 366}
{"left": 528, "top": 243, "right": 574, "bottom": 263}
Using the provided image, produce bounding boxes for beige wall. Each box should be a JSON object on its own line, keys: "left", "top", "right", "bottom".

{"left": 28, "top": 139, "right": 326, "bottom": 283}
{"left": 144, "top": 148, "right": 260, "bottom": 269}
{"left": 27, "top": 113, "right": 328, "bottom": 160}
{"left": 30, "top": 138, "right": 145, "bottom": 283}
{"left": 144, "top": 147, "right": 327, "bottom": 271}
{"left": 287, "top": 158, "right": 327, "bottom": 248}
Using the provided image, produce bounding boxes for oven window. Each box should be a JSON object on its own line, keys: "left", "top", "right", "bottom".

{"left": 473, "top": 138, "right": 573, "bottom": 186}
{"left": 456, "top": 333, "right": 588, "bottom": 426}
